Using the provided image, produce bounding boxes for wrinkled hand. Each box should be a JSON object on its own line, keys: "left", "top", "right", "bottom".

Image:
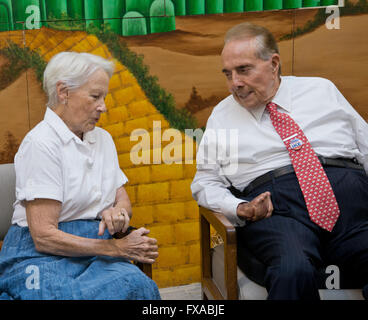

{"left": 237, "top": 191, "right": 273, "bottom": 222}
{"left": 98, "top": 207, "right": 130, "bottom": 236}
{"left": 114, "top": 227, "right": 159, "bottom": 264}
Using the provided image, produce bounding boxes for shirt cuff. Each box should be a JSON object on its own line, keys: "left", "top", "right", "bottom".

{"left": 220, "top": 196, "right": 248, "bottom": 227}
{"left": 117, "top": 169, "right": 129, "bottom": 188}
{"left": 17, "top": 185, "right": 63, "bottom": 202}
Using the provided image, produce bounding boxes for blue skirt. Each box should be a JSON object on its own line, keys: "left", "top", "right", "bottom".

{"left": 0, "top": 220, "right": 161, "bottom": 300}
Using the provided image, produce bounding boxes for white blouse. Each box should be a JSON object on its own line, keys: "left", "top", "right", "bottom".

{"left": 12, "top": 108, "right": 128, "bottom": 227}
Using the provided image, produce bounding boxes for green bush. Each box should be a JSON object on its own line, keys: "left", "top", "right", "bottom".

{"left": 91, "top": 28, "right": 197, "bottom": 131}
{"left": 280, "top": 8, "right": 326, "bottom": 40}
{"left": 1, "top": 28, "right": 197, "bottom": 133}
{"left": 340, "top": 0, "right": 368, "bottom": 15}
{"left": 47, "top": 12, "right": 86, "bottom": 31}
{"left": 280, "top": 0, "right": 368, "bottom": 41}
{"left": 0, "top": 41, "right": 46, "bottom": 87}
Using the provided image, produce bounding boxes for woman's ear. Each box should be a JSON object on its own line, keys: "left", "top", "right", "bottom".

{"left": 56, "top": 81, "right": 68, "bottom": 105}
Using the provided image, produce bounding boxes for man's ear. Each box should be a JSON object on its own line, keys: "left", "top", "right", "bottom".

{"left": 270, "top": 53, "right": 281, "bottom": 74}
{"left": 56, "top": 81, "right": 68, "bottom": 104}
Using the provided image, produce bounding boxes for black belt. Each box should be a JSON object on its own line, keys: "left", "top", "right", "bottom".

{"left": 236, "top": 157, "right": 364, "bottom": 197}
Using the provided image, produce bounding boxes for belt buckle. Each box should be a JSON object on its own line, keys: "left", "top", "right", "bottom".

{"left": 318, "top": 156, "right": 327, "bottom": 165}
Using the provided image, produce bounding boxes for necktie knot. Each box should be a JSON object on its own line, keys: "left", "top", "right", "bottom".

{"left": 266, "top": 102, "right": 277, "bottom": 114}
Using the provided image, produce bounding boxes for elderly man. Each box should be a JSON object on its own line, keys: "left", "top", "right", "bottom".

{"left": 191, "top": 23, "right": 368, "bottom": 300}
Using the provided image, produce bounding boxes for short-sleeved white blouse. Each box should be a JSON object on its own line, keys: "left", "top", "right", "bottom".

{"left": 12, "top": 107, "right": 128, "bottom": 227}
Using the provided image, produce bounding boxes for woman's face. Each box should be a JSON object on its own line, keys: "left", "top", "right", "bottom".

{"left": 57, "top": 69, "right": 110, "bottom": 139}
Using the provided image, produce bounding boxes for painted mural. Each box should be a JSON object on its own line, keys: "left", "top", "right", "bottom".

{"left": 0, "top": 0, "right": 339, "bottom": 34}
{"left": 0, "top": 0, "right": 367, "bottom": 288}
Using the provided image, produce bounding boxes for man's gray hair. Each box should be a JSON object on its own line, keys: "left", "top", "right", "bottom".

{"left": 224, "top": 22, "right": 281, "bottom": 76}
{"left": 43, "top": 52, "right": 115, "bottom": 109}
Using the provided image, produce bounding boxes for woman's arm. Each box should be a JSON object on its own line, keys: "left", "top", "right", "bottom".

{"left": 114, "top": 186, "right": 132, "bottom": 218}
{"left": 26, "top": 199, "right": 117, "bottom": 257}
{"left": 26, "top": 198, "right": 158, "bottom": 263}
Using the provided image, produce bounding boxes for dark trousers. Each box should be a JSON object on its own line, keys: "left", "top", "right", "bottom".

{"left": 236, "top": 167, "right": 368, "bottom": 300}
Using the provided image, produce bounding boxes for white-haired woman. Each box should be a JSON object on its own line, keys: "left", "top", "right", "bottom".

{"left": 0, "top": 52, "right": 160, "bottom": 300}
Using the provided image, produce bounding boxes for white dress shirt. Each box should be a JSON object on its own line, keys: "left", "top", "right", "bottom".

{"left": 191, "top": 76, "right": 368, "bottom": 226}
{"left": 12, "top": 108, "right": 128, "bottom": 227}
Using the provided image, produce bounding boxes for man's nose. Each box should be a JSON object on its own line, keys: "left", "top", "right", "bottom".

{"left": 231, "top": 72, "right": 244, "bottom": 88}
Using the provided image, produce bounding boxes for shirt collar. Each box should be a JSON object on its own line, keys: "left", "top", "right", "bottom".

{"left": 44, "top": 108, "right": 96, "bottom": 145}
{"left": 271, "top": 77, "right": 292, "bottom": 113}
{"left": 249, "top": 77, "right": 292, "bottom": 122}
{"left": 83, "top": 130, "right": 97, "bottom": 144}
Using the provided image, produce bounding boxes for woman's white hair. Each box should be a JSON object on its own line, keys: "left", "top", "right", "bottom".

{"left": 43, "top": 52, "right": 115, "bottom": 109}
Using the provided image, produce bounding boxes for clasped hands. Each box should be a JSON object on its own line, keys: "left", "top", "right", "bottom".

{"left": 98, "top": 206, "right": 158, "bottom": 264}
{"left": 237, "top": 191, "right": 273, "bottom": 222}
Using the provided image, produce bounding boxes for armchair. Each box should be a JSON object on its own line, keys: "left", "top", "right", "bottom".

{"left": 199, "top": 206, "right": 364, "bottom": 300}
{"left": 0, "top": 163, "right": 15, "bottom": 251}
{"left": 0, "top": 163, "right": 152, "bottom": 278}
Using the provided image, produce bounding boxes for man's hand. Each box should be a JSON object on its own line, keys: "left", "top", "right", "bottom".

{"left": 237, "top": 191, "right": 273, "bottom": 222}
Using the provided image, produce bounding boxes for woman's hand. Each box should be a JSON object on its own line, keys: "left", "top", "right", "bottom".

{"left": 113, "top": 228, "right": 159, "bottom": 264}
{"left": 98, "top": 207, "right": 130, "bottom": 236}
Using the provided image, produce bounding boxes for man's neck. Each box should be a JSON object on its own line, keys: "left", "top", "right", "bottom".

{"left": 266, "top": 76, "right": 281, "bottom": 105}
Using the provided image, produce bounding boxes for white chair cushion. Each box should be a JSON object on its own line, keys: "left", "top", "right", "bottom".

{"left": 211, "top": 243, "right": 267, "bottom": 300}
{"left": 0, "top": 163, "right": 16, "bottom": 240}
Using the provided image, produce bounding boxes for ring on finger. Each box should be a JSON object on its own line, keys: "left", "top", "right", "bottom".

{"left": 119, "top": 209, "right": 125, "bottom": 217}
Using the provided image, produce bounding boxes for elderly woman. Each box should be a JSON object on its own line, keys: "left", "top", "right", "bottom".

{"left": 0, "top": 52, "right": 160, "bottom": 300}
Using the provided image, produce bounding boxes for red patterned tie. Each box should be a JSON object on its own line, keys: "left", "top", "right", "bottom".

{"left": 266, "top": 102, "right": 340, "bottom": 232}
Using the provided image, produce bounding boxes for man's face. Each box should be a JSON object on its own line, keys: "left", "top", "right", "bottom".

{"left": 221, "top": 38, "right": 280, "bottom": 110}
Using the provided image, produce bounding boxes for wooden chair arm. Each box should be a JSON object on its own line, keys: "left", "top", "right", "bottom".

{"left": 200, "top": 207, "right": 237, "bottom": 244}
{"left": 200, "top": 207, "right": 238, "bottom": 300}
{"left": 135, "top": 262, "right": 152, "bottom": 279}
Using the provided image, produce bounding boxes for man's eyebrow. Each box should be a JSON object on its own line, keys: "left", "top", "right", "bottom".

{"left": 236, "top": 64, "right": 252, "bottom": 70}
{"left": 222, "top": 64, "right": 252, "bottom": 73}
